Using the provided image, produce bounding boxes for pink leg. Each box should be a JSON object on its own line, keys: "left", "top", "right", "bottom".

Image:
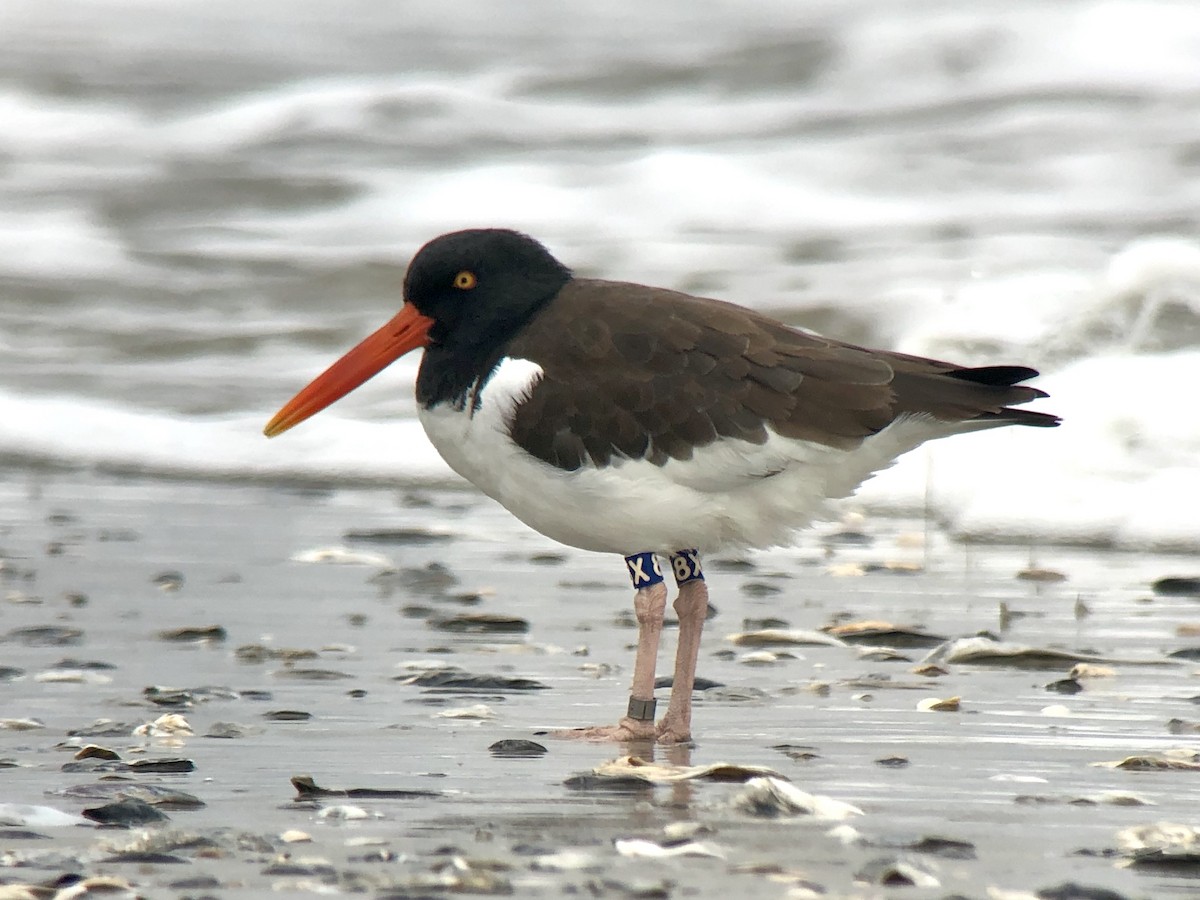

{"left": 657, "top": 577, "right": 709, "bottom": 744}
{"left": 555, "top": 579, "right": 666, "bottom": 742}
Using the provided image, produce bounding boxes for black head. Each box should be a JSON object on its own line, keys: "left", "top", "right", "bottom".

{"left": 404, "top": 229, "right": 572, "bottom": 352}
{"left": 405, "top": 229, "right": 572, "bottom": 407}
{"left": 264, "top": 229, "right": 572, "bottom": 434}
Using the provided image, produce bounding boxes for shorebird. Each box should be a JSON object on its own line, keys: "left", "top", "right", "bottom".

{"left": 265, "top": 229, "right": 1058, "bottom": 743}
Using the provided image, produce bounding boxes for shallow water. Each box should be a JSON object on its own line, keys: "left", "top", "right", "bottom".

{"left": 2, "top": 471, "right": 1198, "bottom": 897}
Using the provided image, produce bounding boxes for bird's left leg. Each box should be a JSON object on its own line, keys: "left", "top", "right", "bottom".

{"left": 657, "top": 549, "right": 708, "bottom": 744}
{"left": 554, "top": 551, "right": 665, "bottom": 741}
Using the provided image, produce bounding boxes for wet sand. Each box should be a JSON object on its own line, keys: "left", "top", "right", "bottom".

{"left": 2, "top": 468, "right": 1199, "bottom": 898}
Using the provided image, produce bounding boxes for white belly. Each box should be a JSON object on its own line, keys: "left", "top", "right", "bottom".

{"left": 419, "top": 357, "right": 956, "bottom": 556}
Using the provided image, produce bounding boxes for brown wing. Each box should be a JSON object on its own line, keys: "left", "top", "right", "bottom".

{"left": 505, "top": 278, "right": 1056, "bottom": 472}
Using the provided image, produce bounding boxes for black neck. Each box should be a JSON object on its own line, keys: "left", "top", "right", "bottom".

{"left": 415, "top": 289, "right": 557, "bottom": 411}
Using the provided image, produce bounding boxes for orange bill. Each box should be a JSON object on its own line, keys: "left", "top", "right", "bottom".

{"left": 264, "top": 304, "right": 434, "bottom": 437}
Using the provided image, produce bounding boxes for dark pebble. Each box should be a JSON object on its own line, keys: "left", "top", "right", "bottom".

{"left": 740, "top": 581, "right": 783, "bottom": 597}
{"left": 141, "top": 684, "right": 238, "bottom": 705}
{"left": 562, "top": 774, "right": 655, "bottom": 793}
{"left": 876, "top": 755, "right": 910, "bottom": 768}
{"left": 0, "top": 829, "right": 50, "bottom": 840}
{"left": 157, "top": 625, "right": 227, "bottom": 642}
{"left": 262, "top": 862, "right": 337, "bottom": 878}
{"left": 51, "top": 658, "right": 116, "bottom": 670}
{"left": 488, "top": 739, "right": 548, "bottom": 758}
{"left": 352, "top": 848, "right": 399, "bottom": 863}
{"left": 743, "top": 616, "right": 789, "bottom": 630}
{"left": 168, "top": 876, "right": 222, "bottom": 890}
{"left": 273, "top": 667, "right": 354, "bottom": 680}
{"left": 101, "top": 851, "right": 190, "bottom": 864}
{"left": 235, "top": 644, "right": 317, "bottom": 663}
{"left": 63, "top": 757, "right": 195, "bottom": 774}
{"left": 67, "top": 720, "right": 141, "bottom": 737}
{"left": 62, "top": 759, "right": 131, "bottom": 774}
{"left": 344, "top": 527, "right": 452, "bottom": 545}
{"left": 1168, "top": 647, "right": 1200, "bottom": 660}
{"left": 264, "top": 710, "right": 312, "bottom": 721}
{"left": 82, "top": 797, "right": 171, "bottom": 826}
{"left": 74, "top": 745, "right": 120, "bottom": 761}
{"left": 773, "top": 743, "right": 819, "bottom": 761}
{"left": 1037, "top": 882, "right": 1130, "bottom": 900}
{"left": 0, "top": 666, "right": 25, "bottom": 681}
{"left": 654, "top": 675, "right": 725, "bottom": 690}
{"left": 1046, "top": 677, "right": 1084, "bottom": 694}
{"left": 128, "top": 757, "right": 195, "bottom": 774}
{"left": 143, "top": 687, "right": 194, "bottom": 707}
{"left": 291, "top": 775, "right": 441, "bottom": 799}
{"left": 446, "top": 591, "right": 486, "bottom": 605}
{"left": 1125, "top": 847, "right": 1200, "bottom": 872}
{"left": 153, "top": 571, "right": 185, "bottom": 590}
{"left": 55, "top": 782, "right": 205, "bottom": 809}
{"left": 907, "top": 836, "right": 976, "bottom": 859}
{"left": 405, "top": 670, "right": 549, "bottom": 692}
{"left": 832, "top": 626, "right": 948, "bottom": 649}
{"left": 5, "top": 625, "right": 84, "bottom": 647}
{"left": 1152, "top": 576, "right": 1200, "bottom": 596}
{"left": 703, "top": 685, "right": 769, "bottom": 703}
{"left": 429, "top": 614, "right": 530, "bottom": 634}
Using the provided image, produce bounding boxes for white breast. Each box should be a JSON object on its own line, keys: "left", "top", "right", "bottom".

{"left": 420, "top": 356, "right": 959, "bottom": 556}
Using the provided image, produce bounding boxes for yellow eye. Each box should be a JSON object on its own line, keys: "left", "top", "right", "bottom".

{"left": 453, "top": 270, "right": 477, "bottom": 290}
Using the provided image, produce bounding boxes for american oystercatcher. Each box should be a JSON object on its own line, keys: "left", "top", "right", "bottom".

{"left": 265, "top": 229, "right": 1059, "bottom": 743}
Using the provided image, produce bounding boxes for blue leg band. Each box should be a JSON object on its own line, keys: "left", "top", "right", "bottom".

{"left": 670, "top": 549, "right": 704, "bottom": 585}
{"left": 624, "top": 552, "right": 664, "bottom": 589}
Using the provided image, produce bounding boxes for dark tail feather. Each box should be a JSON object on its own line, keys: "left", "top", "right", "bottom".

{"left": 948, "top": 365, "right": 1043, "bottom": 391}
{"left": 884, "top": 356, "right": 1061, "bottom": 429}
{"left": 974, "top": 406, "right": 1061, "bottom": 427}
{"left": 947, "top": 365, "right": 1060, "bottom": 427}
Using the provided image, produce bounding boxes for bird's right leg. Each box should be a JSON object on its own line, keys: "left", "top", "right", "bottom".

{"left": 554, "top": 551, "right": 665, "bottom": 741}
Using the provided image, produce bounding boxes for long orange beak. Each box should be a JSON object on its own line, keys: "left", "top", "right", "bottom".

{"left": 264, "top": 304, "right": 434, "bottom": 437}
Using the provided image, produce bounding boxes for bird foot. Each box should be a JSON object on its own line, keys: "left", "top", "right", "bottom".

{"left": 550, "top": 715, "right": 692, "bottom": 745}
{"left": 551, "top": 716, "right": 657, "bottom": 742}
{"left": 654, "top": 718, "right": 693, "bottom": 745}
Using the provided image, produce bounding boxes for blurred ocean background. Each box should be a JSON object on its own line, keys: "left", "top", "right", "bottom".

{"left": 1, "top": 0, "right": 1198, "bottom": 550}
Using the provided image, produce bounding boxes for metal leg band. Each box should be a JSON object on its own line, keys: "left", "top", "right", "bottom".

{"left": 626, "top": 696, "right": 657, "bottom": 721}
{"left": 670, "top": 549, "right": 704, "bottom": 585}
{"left": 625, "top": 552, "right": 664, "bottom": 588}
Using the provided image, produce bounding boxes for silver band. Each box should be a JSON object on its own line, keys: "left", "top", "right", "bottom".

{"left": 626, "top": 696, "right": 657, "bottom": 721}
